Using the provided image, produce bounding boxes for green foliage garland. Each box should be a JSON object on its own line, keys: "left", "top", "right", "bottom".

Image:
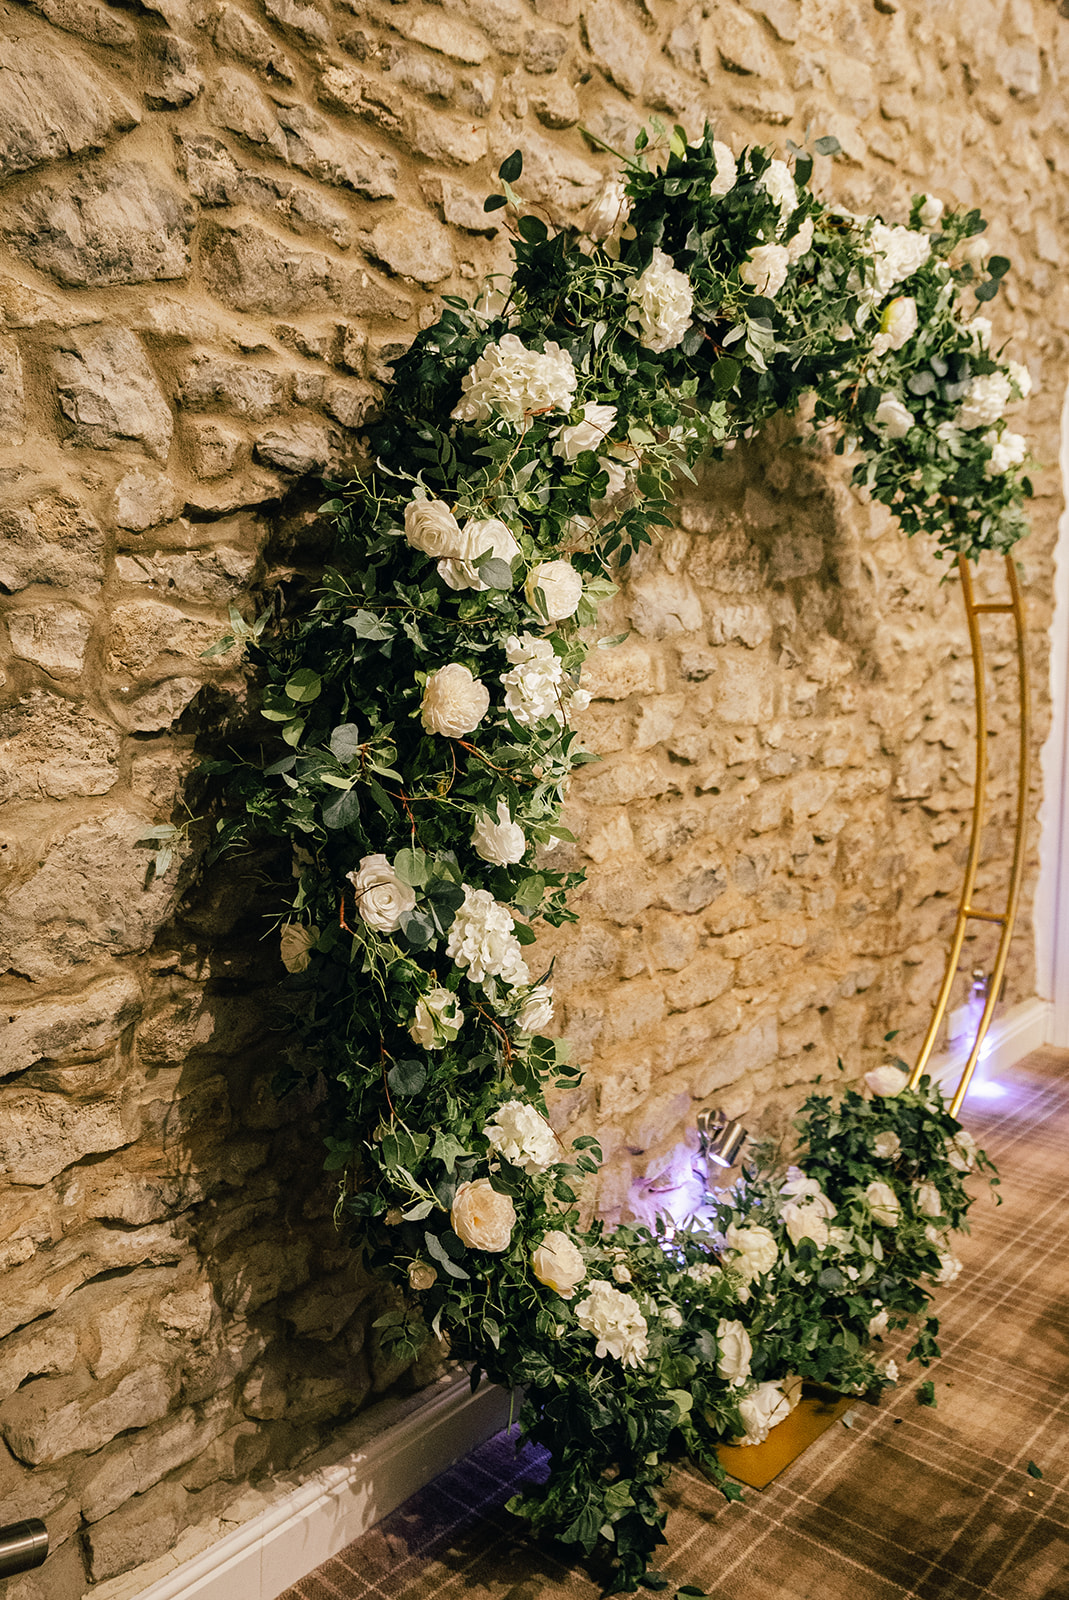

{"left": 209, "top": 128, "right": 1017, "bottom": 1590}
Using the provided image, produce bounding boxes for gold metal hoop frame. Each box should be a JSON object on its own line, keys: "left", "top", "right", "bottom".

{"left": 908, "top": 554, "right": 1031, "bottom": 1117}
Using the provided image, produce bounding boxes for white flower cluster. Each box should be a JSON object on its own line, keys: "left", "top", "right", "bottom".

{"left": 347, "top": 854, "right": 416, "bottom": 934}
{"left": 865, "top": 1065, "right": 909, "bottom": 1097}
{"left": 574, "top": 1279, "right": 649, "bottom": 1367}
{"left": 871, "top": 295, "right": 919, "bottom": 358}
{"left": 724, "top": 1222, "right": 778, "bottom": 1283}
{"left": 780, "top": 1167, "right": 838, "bottom": 1249}
{"left": 525, "top": 559, "right": 584, "bottom": 622}
{"left": 584, "top": 177, "right": 631, "bottom": 245}
{"left": 716, "top": 1317, "right": 753, "bottom": 1385}
{"left": 984, "top": 430, "right": 1027, "bottom": 475}
{"left": 410, "top": 987, "right": 464, "bottom": 1050}
{"left": 451, "top": 333, "right": 577, "bottom": 426}
{"left": 485, "top": 1098, "right": 558, "bottom": 1175}
{"left": 515, "top": 983, "right": 554, "bottom": 1034}
{"left": 710, "top": 140, "right": 738, "bottom": 196}
{"left": 740, "top": 242, "right": 791, "bottom": 299}
{"left": 761, "top": 158, "right": 797, "bottom": 229}
{"left": 552, "top": 402, "right": 617, "bottom": 461}
{"left": 737, "top": 1376, "right": 802, "bottom": 1447}
{"left": 956, "top": 370, "right": 1013, "bottom": 430}
{"left": 500, "top": 632, "right": 564, "bottom": 726}
{"left": 626, "top": 248, "right": 694, "bottom": 354}
{"left": 865, "top": 1179, "right": 901, "bottom": 1227}
{"left": 446, "top": 885, "right": 529, "bottom": 986}
{"left": 868, "top": 221, "right": 932, "bottom": 296}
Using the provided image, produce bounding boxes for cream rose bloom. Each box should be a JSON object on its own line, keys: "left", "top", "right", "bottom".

{"left": 626, "top": 248, "right": 694, "bottom": 354}
{"left": 724, "top": 1223, "right": 778, "bottom": 1283}
{"left": 451, "top": 1179, "right": 516, "bottom": 1251}
{"left": 761, "top": 158, "right": 797, "bottom": 228}
{"left": 865, "top": 1179, "right": 902, "bottom": 1227}
{"left": 865, "top": 1065, "right": 909, "bottom": 1097}
{"left": 739, "top": 242, "right": 790, "bottom": 298}
{"left": 280, "top": 922, "right": 318, "bottom": 973}
{"left": 525, "top": 559, "right": 584, "bottom": 622}
{"left": 868, "top": 1307, "right": 889, "bottom": 1337}
{"left": 347, "top": 854, "right": 416, "bottom": 934}
{"left": 871, "top": 296, "right": 918, "bottom": 358}
{"left": 574, "top": 1280, "right": 649, "bottom": 1367}
{"left": 919, "top": 194, "right": 944, "bottom": 229}
{"left": 404, "top": 499, "right": 466, "bottom": 559}
{"left": 484, "top": 1098, "right": 558, "bottom": 1175}
{"left": 946, "top": 1129, "right": 977, "bottom": 1171}
{"left": 873, "top": 1130, "right": 901, "bottom": 1160}
{"left": 782, "top": 1201, "right": 831, "bottom": 1250}
{"left": 787, "top": 215, "right": 814, "bottom": 264}
{"left": 709, "top": 139, "right": 737, "bottom": 196}
{"left": 552, "top": 402, "right": 617, "bottom": 461}
{"left": 532, "top": 1230, "right": 586, "bottom": 1298}
{"left": 914, "top": 1181, "right": 943, "bottom": 1218}
{"left": 780, "top": 1170, "right": 837, "bottom": 1218}
{"left": 584, "top": 176, "right": 631, "bottom": 243}
{"left": 716, "top": 1317, "right": 753, "bottom": 1385}
{"left": 472, "top": 798, "right": 526, "bottom": 866}
{"left": 410, "top": 987, "right": 464, "bottom": 1050}
{"left": 874, "top": 393, "right": 914, "bottom": 438}
{"left": 438, "top": 517, "right": 520, "bottom": 591}
{"left": 420, "top": 663, "right": 490, "bottom": 739}
{"left": 515, "top": 983, "right": 554, "bottom": 1034}
{"left": 737, "top": 1378, "right": 798, "bottom": 1446}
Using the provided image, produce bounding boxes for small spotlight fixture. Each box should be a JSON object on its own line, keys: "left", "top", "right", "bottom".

{"left": 697, "top": 1107, "right": 748, "bottom": 1170}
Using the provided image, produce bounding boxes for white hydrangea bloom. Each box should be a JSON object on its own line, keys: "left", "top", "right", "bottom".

{"left": 969, "top": 316, "right": 993, "bottom": 350}
{"left": 446, "top": 886, "right": 530, "bottom": 986}
{"left": 739, "top": 242, "right": 791, "bottom": 298}
{"left": 574, "top": 1280, "right": 649, "bottom": 1367}
{"left": 686, "top": 1262, "right": 722, "bottom": 1287}
{"left": 500, "top": 632, "right": 565, "bottom": 726}
{"left": 984, "top": 430, "right": 1027, "bottom": 475}
{"left": 931, "top": 1250, "right": 963, "bottom": 1285}
{"left": 472, "top": 797, "right": 526, "bottom": 866}
{"left": 451, "top": 333, "right": 577, "bottom": 426}
{"left": 956, "top": 370, "right": 1013, "bottom": 430}
{"left": 515, "top": 983, "right": 554, "bottom": 1034}
{"left": 438, "top": 517, "right": 520, "bottom": 591}
{"left": 724, "top": 1223, "right": 778, "bottom": 1283}
{"left": 780, "top": 1169, "right": 837, "bottom": 1218}
{"left": 410, "top": 987, "right": 464, "bottom": 1049}
{"left": 626, "top": 248, "right": 694, "bottom": 353}
{"left": 868, "top": 221, "right": 931, "bottom": 295}
{"left": 709, "top": 139, "right": 738, "bottom": 196}
{"left": 552, "top": 402, "right": 617, "bottom": 461}
{"left": 485, "top": 1098, "right": 558, "bottom": 1175}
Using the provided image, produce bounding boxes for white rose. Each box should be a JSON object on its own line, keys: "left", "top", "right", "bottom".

{"left": 919, "top": 194, "right": 944, "bottom": 229}
{"left": 865, "top": 1179, "right": 902, "bottom": 1227}
{"left": 961, "top": 235, "right": 990, "bottom": 270}
{"left": 969, "top": 316, "right": 993, "bottom": 350}
{"left": 403, "top": 499, "right": 467, "bottom": 559}
{"left": 574, "top": 1280, "right": 649, "bottom": 1367}
{"left": 626, "top": 248, "right": 694, "bottom": 354}
{"left": 532, "top": 1230, "right": 586, "bottom": 1298}
{"left": 472, "top": 798, "right": 526, "bottom": 866}
{"left": 868, "top": 221, "right": 931, "bottom": 294}
{"left": 346, "top": 854, "right": 417, "bottom": 934}
{"left": 662, "top": 1304, "right": 684, "bottom": 1329}
{"left": 451, "top": 1179, "right": 516, "bottom": 1252}
{"left": 410, "top": 987, "right": 464, "bottom": 1049}
{"left": 946, "top": 1129, "right": 977, "bottom": 1171}
{"left": 931, "top": 1250, "right": 962, "bottom": 1285}
{"left": 438, "top": 517, "right": 520, "bottom": 592}
{"left": 761, "top": 158, "right": 797, "bottom": 228}
{"left": 983, "top": 429, "right": 1027, "bottom": 475}
{"left": 569, "top": 687, "right": 591, "bottom": 714}
{"left": 737, "top": 1379, "right": 795, "bottom": 1446}
{"left": 868, "top": 1307, "right": 889, "bottom": 1337}
{"left": 280, "top": 922, "right": 318, "bottom": 973}
{"left": 584, "top": 176, "right": 631, "bottom": 242}
{"left": 739, "top": 242, "right": 791, "bottom": 298}
{"left": 525, "top": 559, "right": 584, "bottom": 622}
{"left": 515, "top": 983, "right": 554, "bottom": 1034}
{"left": 1007, "top": 359, "right": 1032, "bottom": 398}
{"left": 724, "top": 1223, "right": 778, "bottom": 1283}
{"left": 884, "top": 1359, "right": 899, "bottom": 1383}
{"left": 956, "top": 370, "right": 1012, "bottom": 430}
{"left": 446, "top": 885, "right": 530, "bottom": 986}
{"left": 865, "top": 1065, "right": 909, "bottom": 1097}
{"left": 879, "top": 296, "right": 918, "bottom": 351}
{"left": 451, "top": 333, "right": 577, "bottom": 426}
{"left": 914, "top": 1181, "right": 943, "bottom": 1218}
{"left": 787, "top": 215, "right": 814, "bottom": 264}
{"left": 421, "top": 663, "right": 490, "bottom": 739}
{"left": 873, "top": 1130, "right": 901, "bottom": 1160}
{"left": 484, "top": 1098, "right": 558, "bottom": 1176}
{"left": 501, "top": 632, "right": 565, "bottom": 726}
{"left": 709, "top": 139, "right": 737, "bottom": 196}
{"left": 552, "top": 402, "right": 617, "bottom": 462}
{"left": 780, "top": 1171, "right": 837, "bottom": 1218}
{"left": 873, "top": 393, "right": 914, "bottom": 438}
{"left": 716, "top": 1317, "right": 753, "bottom": 1385}
{"left": 782, "top": 1201, "right": 831, "bottom": 1250}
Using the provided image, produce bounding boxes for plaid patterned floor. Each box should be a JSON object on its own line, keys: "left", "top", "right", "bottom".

{"left": 281, "top": 1048, "right": 1069, "bottom": 1600}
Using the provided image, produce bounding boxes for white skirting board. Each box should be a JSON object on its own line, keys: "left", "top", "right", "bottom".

{"left": 124, "top": 1376, "right": 514, "bottom": 1600}
{"left": 926, "top": 996, "right": 1053, "bottom": 1095}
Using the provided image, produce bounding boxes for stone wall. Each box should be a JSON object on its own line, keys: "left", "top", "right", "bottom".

{"left": 0, "top": 0, "right": 1065, "bottom": 1594}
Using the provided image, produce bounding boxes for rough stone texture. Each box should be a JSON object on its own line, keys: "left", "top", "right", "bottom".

{"left": 0, "top": 0, "right": 1064, "bottom": 1594}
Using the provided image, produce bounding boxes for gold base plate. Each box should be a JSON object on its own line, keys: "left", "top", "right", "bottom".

{"left": 715, "top": 1388, "right": 854, "bottom": 1490}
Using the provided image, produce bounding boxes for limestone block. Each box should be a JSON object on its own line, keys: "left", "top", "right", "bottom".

{"left": 0, "top": 1223, "right": 184, "bottom": 1341}
{"left": 84, "top": 1478, "right": 185, "bottom": 1583}
{"left": 454, "top": 0, "right": 526, "bottom": 53}
{"left": 146, "top": 34, "right": 203, "bottom": 108}
{"left": 324, "top": 380, "right": 378, "bottom": 429}
{"left": 633, "top": 693, "right": 685, "bottom": 750}
{"left": 178, "top": 354, "right": 286, "bottom": 420}
{"left": 578, "top": 753, "right": 674, "bottom": 806}
{"left": 705, "top": 653, "right": 775, "bottom": 724}
{"left": 367, "top": 206, "right": 455, "bottom": 285}
{"left": 700, "top": 0, "right": 781, "bottom": 78}
{"left": 53, "top": 328, "right": 173, "bottom": 460}
{"left": 263, "top": 0, "right": 331, "bottom": 45}
{"left": 114, "top": 470, "right": 184, "bottom": 533}
{"left": 530, "top": 77, "right": 581, "bottom": 128}
{"left": 664, "top": 951, "right": 733, "bottom": 1012}
{"left": 642, "top": 911, "right": 700, "bottom": 972}
{"left": 0, "top": 1319, "right": 79, "bottom": 1396}
{"left": 0, "top": 36, "right": 139, "bottom": 181}
{"left": 523, "top": 28, "right": 569, "bottom": 73}
{"left": 274, "top": 102, "right": 399, "bottom": 199}
{"left": 596, "top": 1055, "right": 652, "bottom": 1119}
{"left": 80, "top": 1401, "right": 232, "bottom": 1524}
{"left": 280, "top": 1273, "right": 367, "bottom": 1340}
{"left": 6, "top": 163, "right": 195, "bottom": 289}
{"left": 7, "top": 603, "right": 91, "bottom": 678}
{"left": 1, "top": 1363, "right": 176, "bottom": 1466}
{"left": 628, "top": 570, "right": 703, "bottom": 638}
{"left": 115, "top": 547, "right": 256, "bottom": 607}
{"left": 690, "top": 1014, "right": 778, "bottom": 1099}
{"left": 582, "top": 0, "right": 648, "bottom": 96}
{"left": 188, "top": 419, "right": 243, "bottom": 478}
{"left": 159, "top": 1282, "right": 216, "bottom": 1337}
{"left": 506, "top": 130, "right": 600, "bottom": 209}
{"left": 627, "top": 1089, "right": 692, "bottom": 1155}
{"left": 0, "top": 491, "right": 105, "bottom": 592}
{"left": 0, "top": 974, "right": 141, "bottom": 1076}
{"left": 255, "top": 420, "right": 335, "bottom": 474}
{"left": 377, "top": 43, "right": 456, "bottom": 103}
{"left": 0, "top": 811, "right": 183, "bottom": 982}
{"left": 18, "top": 0, "right": 137, "bottom": 47}
{"left": 106, "top": 601, "right": 220, "bottom": 675}
{"left": 999, "top": 42, "right": 1041, "bottom": 99}
{"left": 598, "top": 980, "right": 666, "bottom": 1046}
{"left": 580, "top": 639, "right": 661, "bottom": 700}
{"left": 744, "top": 0, "right": 799, "bottom": 42}
{"left": 392, "top": 10, "right": 491, "bottom": 63}
{"left": 0, "top": 334, "right": 25, "bottom": 447}
{"left": 122, "top": 677, "right": 204, "bottom": 733}
{"left": 176, "top": 133, "right": 352, "bottom": 249}
{"left": 200, "top": 222, "right": 412, "bottom": 320}
{"left": 214, "top": 6, "right": 296, "bottom": 81}
{"left": 662, "top": 862, "right": 727, "bottom": 914}
{"left": 569, "top": 699, "right": 627, "bottom": 752}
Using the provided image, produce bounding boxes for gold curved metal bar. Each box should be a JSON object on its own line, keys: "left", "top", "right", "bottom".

{"left": 908, "top": 554, "right": 1031, "bottom": 1118}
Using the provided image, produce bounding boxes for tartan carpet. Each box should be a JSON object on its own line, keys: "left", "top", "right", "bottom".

{"left": 281, "top": 1048, "right": 1069, "bottom": 1600}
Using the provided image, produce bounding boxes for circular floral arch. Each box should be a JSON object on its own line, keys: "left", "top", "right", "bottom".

{"left": 214, "top": 128, "right": 1015, "bottom": 1590}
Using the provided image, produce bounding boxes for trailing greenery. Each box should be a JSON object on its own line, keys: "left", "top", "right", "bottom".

{"left": 204, "top": 128, "right": 1017, "bottom": 1590}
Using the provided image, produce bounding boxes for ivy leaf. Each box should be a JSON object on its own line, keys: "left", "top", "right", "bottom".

{"left": 344, "top": 610, "right": 395, "bottom": 641}
{"left": 484, "top": 194, "right": 507, "bottom": 213}
{"left": 1026, "top": 1460, "right": 1043, "bottom": 1479}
